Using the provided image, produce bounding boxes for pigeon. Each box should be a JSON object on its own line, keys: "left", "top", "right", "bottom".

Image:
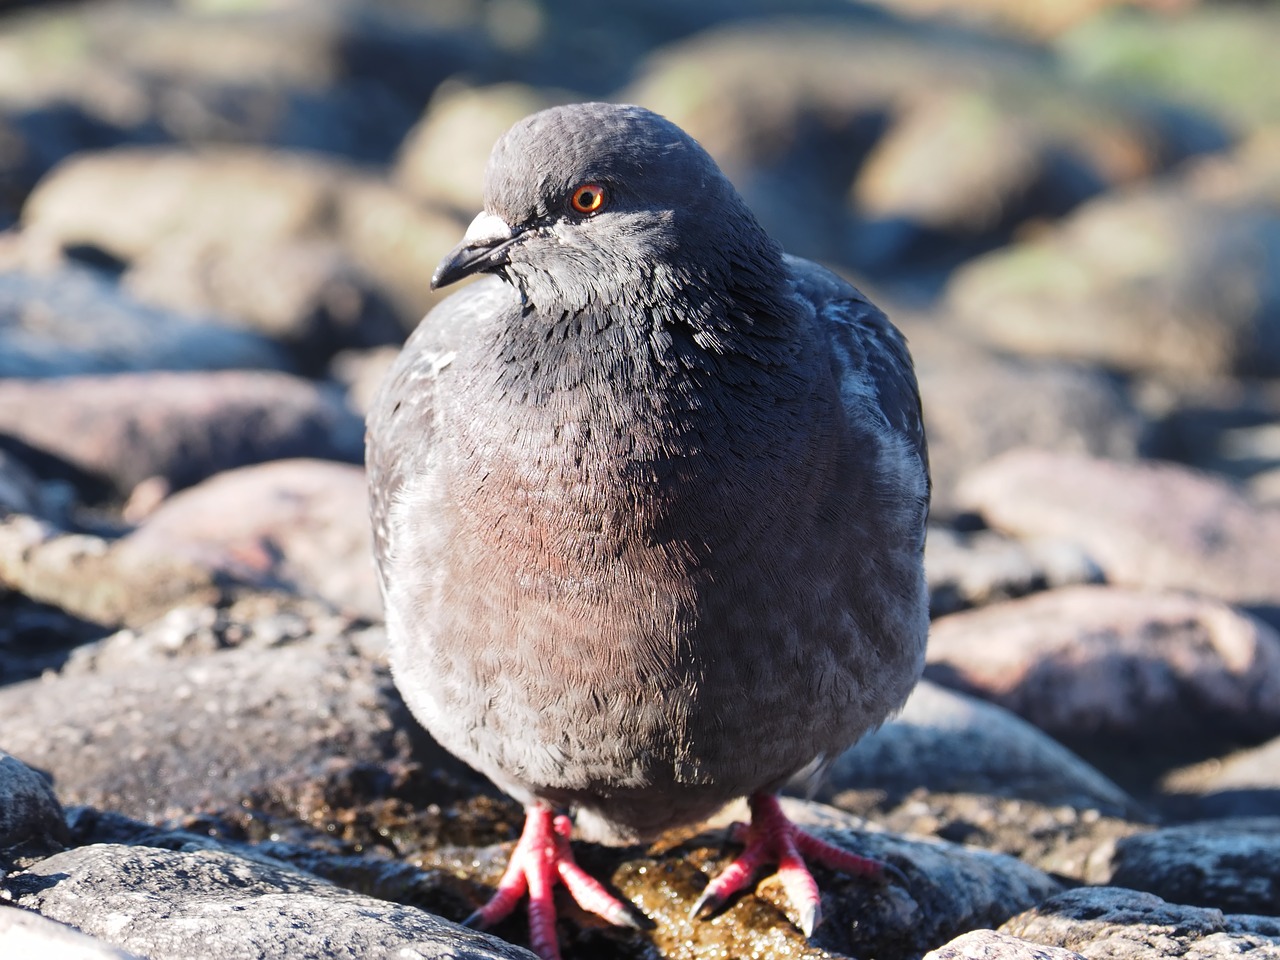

{"left": 366, "top": 102, "right": 929, "bottom": 960}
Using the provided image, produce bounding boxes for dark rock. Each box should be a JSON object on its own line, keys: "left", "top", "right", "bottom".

{"left": 0, "top": 908, "right": 142, "bottom": 960}
{"left": 1002, "top": 886, "right": 1280, "bottom": 958}
{"left": 0, "top": 371, "right": 364, "bottom": 502}
{"left": 925, "top": 525, "right": 1103, "bottom": 616}
{"left": 818, "top": 680, "right": 1135, "bottom": 814}
{"left": 113, "top": 459, "right": 378, "bottom": 620}
{"left": 4, "top": 843, "right": 536, "bottom": 960}
{"left": 1163, "top": 738, "right": 1280, "bottom": 820}
{"left": 924, "top": 929, "right": 1087, "bottom": 960}
{"left": 0, "top": 263, "right": 290, "bottom": 377}
{"left": 1103, "top": 818, "right": 1280, "bottom": 916}
{"left": 958, "top": 450, "right": 1280, "bottom": 626}
{"left": 925, "top": 585, "right": 1280, "bottom": 749}
{"left": 945, "top": 181, "right": 1280, "bottom": 377}
{"left": 0, "top": 750, "right": 67, "bottom": 862}
{"left": 0, "top": 629, "right": 416, "bottom": 823}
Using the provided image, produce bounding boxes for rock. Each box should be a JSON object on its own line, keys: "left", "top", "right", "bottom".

{"left": 393, "top": 81, "right": 558, "bottom": 214}
{"left": 123, "top": 238, "right": 405, "bottom": 374}
{"left": 0, "top": 750, "right": 67, "bottom": 862}
{"left": 621, "top": 796, "right": 1064, "bottom": 960}
{"left": 113, "top": 459, "right": 379, "bottom": 620}
{"left": 626, "top": 19, "right": 1224, "bottom": 276}
{"left": 0, "top": 371, "right": 363, "bottom": 502}
{"left": 3, "top": 843, "right": 537, "bottom": 960}
{"left": 21, "top": 145, "right": 465, "bottom": 331}
{"left": 1058, "top": 4, "right": 1280, "bottom": 131}
{"left": 925, "top": 525, "right": 1102, "bottom": 616}
{"left": 924, "top": 928, "right": 1086, "bottom": 960}
{"left": 925, "top": 585, "right": 1280, "bottom": 749}
{"left": 944, "top": 182, "right": 1280, "bottom": 377}
{"left": 957, "top": 450, "right": 1280, "bottom": 626}
{"left": 0, "top": 263, "right": 290, "bottom": 378}
{"left": 818, "top": 680, "right": 1135, "bottom": 814}
{"left": 914, "top": 345, "right": 1146, "bottom": 517}
{"left": 1163, "top": 735, "right": 1280, "bottom": 819}
{"left": 1002, "top": 886, "right": 1280, "bottom": 958}
{"left": 329, "top": 345, "right": 399, "bottom": 417}
{"left": 0, "top": 512, "right": 222, "bottom": 631}
{"left": 0, "top": 908, "right": 143, "bottom": 960}
{"left": 1102, "top": 818, "right": 1280, "bottom": 916}
{"left": 0, "top": 629, "right": 417, "bottom": 823}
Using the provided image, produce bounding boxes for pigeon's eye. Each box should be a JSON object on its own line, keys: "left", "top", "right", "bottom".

{"left": 569, "top": 183, "right": 607, "bottom": 216}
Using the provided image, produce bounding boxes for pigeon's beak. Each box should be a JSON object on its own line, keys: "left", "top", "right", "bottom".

{"left": 431, "top": 211, "right": 521, "bottom": 290}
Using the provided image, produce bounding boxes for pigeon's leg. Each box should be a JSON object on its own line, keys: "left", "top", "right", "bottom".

{"left": 464, "top": 806, "right": 641, "bottom": 960}
{"left": 690, "top": 793, "right": 904, "bottom": 936}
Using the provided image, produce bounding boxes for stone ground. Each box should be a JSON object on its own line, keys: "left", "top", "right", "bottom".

{"left": 1, "top": 0, "right": 1278, "bottom": 958}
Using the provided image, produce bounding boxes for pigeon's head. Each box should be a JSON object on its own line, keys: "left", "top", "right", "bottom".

{"left": 431, "top": 102, "right": 783, "bottom": 311}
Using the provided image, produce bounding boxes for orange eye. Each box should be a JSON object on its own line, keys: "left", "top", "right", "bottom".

{"left": 569, "top": 183, "right": 607, "bottom": 215}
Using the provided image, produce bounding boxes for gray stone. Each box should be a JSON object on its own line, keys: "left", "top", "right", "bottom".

{"left": 924, "top": 929, "right": 1086, "bottom": 960}
{"left": 0, "top": 631, "right": 414, "bottom": 823}
{"left": 945, "top": 182, "right": 1280, "bottom": 377}
{"left": 925, "top": 526, "right": 1103, "bottom": 617}
{"left": 1166, "top": 735, "right": 1280, "bottom": 818}
{"left": 0, "top": 265, "right": 289, "bottom": 378}
{"left": 1103, "top": 818, "right": 1280, "bottom": 916}
{"left": 916, "top": 346, "right": 1145, "bottom": 519}
{"left": 0, "top": 371, "right": 364, "bottom": 500}
{"left": 114, "top": 459, "right": 378, "bottom": 620}
{"left": 0, "top": 908, "right": 142, "bottom": 960}
{"left": 925, "top": 585, "right": 1280, "bottom": 747}
{"left": 957, "top": 450, "right": 1280, "bottom": 626}
{"left": 0, "top": 750, "right": 67, "bottom": 860}
{"left": 1002, "top": 886, "right": 1280, "bottom": 958}
{"left": 4, "top": 843, "right": 536, "bottom": 959}
{"left": 816, "top": 680, "right": 1134, "bottom": 814}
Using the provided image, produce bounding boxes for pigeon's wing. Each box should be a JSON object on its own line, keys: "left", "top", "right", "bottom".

{"left": 365, "top": 277, "right": 509, "bottom": 589}
{"left": 784, "top": 255, "right": 930, "bottom": 504}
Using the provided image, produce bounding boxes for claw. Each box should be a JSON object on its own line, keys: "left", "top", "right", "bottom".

{"left": 692, "top": 794, "right": 909, "bottom": 939}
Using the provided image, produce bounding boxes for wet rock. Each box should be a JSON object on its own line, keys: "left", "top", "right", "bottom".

{"left": 1002, "top": 886, "right": 1280, "bottom": 958}
{"left": 612, "top": 797, "right": 1064, "bottom": 960}
{"left": 113, "top": 459, "right": 378, "bottom": 620}
{"left": 925, "top": 585, "right": 1280, "bottom": 749}
{"left": 0, "top": 263, "right": 290, "bottom": 378}
{"left": 924, "top": 928, "right": 1087, "bottom": 960}
{"left": 0, "top": 371, "right": 363, "bottom": 502}
{"left": 0, "top": 629, "right": 416, "bottom": 823}
{"left": 957, "top": 450, "right": 1280, "bottom": 626}
{"left": 818, "top": 680, "right": 1135, "bottom": 814}
{"left": 394, "top": 81, "right": 558, "bottom": 215}
{"left": 925, "top": 526, "right": 1102, "bottom": 616}
{"left": 3, "top": 843, "right": 536, "bottom": 960}
{"left": 945, "top": 182, "right": 1280, "bottom": 377}
{"left": 0, "top": 750, "right": 67, "bottom": 862}
{"left": 1102, "top": 818, "right": 1280, "bottom": 916}
{"left": 0, "top": 908, "right": 142, "bottom": 960}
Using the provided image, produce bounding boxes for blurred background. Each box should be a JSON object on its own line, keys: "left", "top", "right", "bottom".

{"left": 0, "top": 0, "right": 1277, "bottom": 523}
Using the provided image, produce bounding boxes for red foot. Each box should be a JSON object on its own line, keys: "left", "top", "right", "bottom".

{"left": 464, "top": 807, "right": 640, "bottom": 960}
{"left": 690, "top": 793, "right": 905, "bottom": 936}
